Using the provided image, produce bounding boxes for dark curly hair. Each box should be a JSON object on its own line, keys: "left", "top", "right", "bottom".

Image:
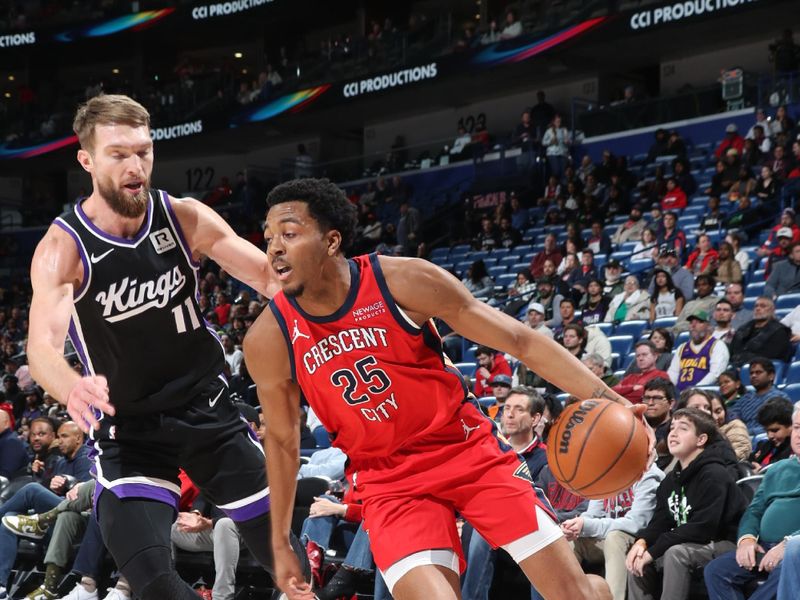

{"left": 266, "top": 178, "right": 358, "bottom": 252}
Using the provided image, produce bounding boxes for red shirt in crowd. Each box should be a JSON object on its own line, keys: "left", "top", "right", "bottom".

{"left": 473, "top": 353, "right": 512, "bottom": 397}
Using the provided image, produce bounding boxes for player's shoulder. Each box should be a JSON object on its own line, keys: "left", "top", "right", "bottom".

{"left": 375, "top": 254, "right": 444, "bottom": 285}
{"left": 31, "top": 223, "right": 82, "bottom": 282}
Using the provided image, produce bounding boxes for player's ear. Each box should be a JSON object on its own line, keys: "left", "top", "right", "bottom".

{"left": 77, "top": 148, "right": 93, "bottom": 174}
{"left": 327, "top": 229, "right": 342, "bottom": 255}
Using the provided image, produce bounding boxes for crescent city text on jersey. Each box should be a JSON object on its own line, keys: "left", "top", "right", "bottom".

{"left": 302, "top": 327, "right": 389, "bottom": 374}
{"left": 95, "top": 266, "right": 186, "bottom": 323}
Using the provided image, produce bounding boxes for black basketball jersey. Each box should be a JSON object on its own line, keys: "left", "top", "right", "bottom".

{"left": 54, "top": 189, "right": 224, "bottom": 415}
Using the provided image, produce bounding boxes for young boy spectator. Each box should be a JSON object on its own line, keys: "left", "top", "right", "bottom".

{"left": 750, "top": 398, "right": 795, "bottom": 473}
{"left": 625, "top": 408, "right": 748, "bottom": 600}
{"left": 561, "top": 461, "right": 665, "bottom": 600}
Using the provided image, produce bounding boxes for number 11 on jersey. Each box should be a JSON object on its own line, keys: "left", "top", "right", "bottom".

{"left": 172, "top": 297, "right": 201, "bottom": 333}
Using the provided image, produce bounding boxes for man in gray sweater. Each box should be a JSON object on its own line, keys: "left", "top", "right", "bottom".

{"left": 560, "top": 462, "right": 665, "bottom": 600}
{"left": 765, "top": 242, "right": 800, "bottom": 298}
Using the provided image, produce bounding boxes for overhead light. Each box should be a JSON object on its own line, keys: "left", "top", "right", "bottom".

{"left": 242, "top": 68, "right": 248, "bottom": 74}
{"left": 112, "top": 68, "right": 120, "bottom": 74}
{"left": 234, "top": 52, "right": 243, "bottom": 59}
{"left": 7, "top": 75, "right": 14, "bottom": 81}
{"left": 4, "top": 92, "right": 10, "bottom": 98}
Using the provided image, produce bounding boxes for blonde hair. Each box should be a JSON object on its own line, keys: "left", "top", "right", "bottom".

{"left": 73, "top": 94, "right": 150, "bottom": 153}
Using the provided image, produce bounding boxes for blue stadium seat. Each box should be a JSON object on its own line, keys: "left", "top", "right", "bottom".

{"left": 451, "top": 244, "right": 470, "bottom": 255}
{"left": 751, "top": 269, "right": 766, "bottom": 281}
{"left": 675, "top": 331, "right": 690, "bottom": 347}
{"left": 515, "top": 244, "right": 534, "bottom": 256}
{"left": 746, "top": 282, "right": 765, "bottom": 297}
{"left": 740, "top": 363, "right": 750, "bottom": 386}
{"left": 482, "top": 256, "right": 499, "bottom": 268}
{"left": 429, "top": 247, "right": 449, "bottom": 261}
{"left": 623, "top": 353, "right": 636, "bottom": 370}
{"left": 590, "top": 322, "right": 614, "bottom": 337}
{"left": 471, "top": 250, "right": 489, "bottom": 261}
{"left": 773, "top": 360, "right": 787, "bottom": 385}
{"left": 743, "top": 297, "right": 757, "bottom": 310}
{"left": 488, "top": 265, "right": 507, "bottom": 278}
{"left": 652, "top": 316, "right": 677, "bottom": 330}
{"left": 613, "top": 320, "right": 649, "bottom": 340}
{"left": 776, "top": 294, "right": 800, "bottom": 311}
{"left": 490, "top": 247, "right": 510, "bottom": 258}
{"left": 455, "top": 261, "right": 473, "bottom": 275}
{"left": 478, "top": 396, "right": 497, "bottom": 410}
{"left": 608, "top": 335, "right": 634, "bottom": 357}
{"left": 500, "top": 255, "right": 522, "bottom": 267}
{"left": 496, "top": 273, "right": 517, "bottom": 289}
{"left": 512, "top": 262, "right": 530, "bottom": 273}
{"left": 782, "top": 384, "right": 800, "bottom": 402}
{"left": 438, "top": 263, "right": 455, "bottom": 273}
{"left": 611, "top": 353, "right": 621, "bottom": 370}
{"left": 455, "top": 362, "right": 476, "bottom": 378}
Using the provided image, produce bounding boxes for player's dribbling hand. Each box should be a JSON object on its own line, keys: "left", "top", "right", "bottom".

{"left": 274, "top": 543, "right": 315, "bottom": 600}
{"left": 629, "top": 403, "right": 655, "bottom": 459}
{"left": 66, "top": 375, "right": 114, "bottom": 433}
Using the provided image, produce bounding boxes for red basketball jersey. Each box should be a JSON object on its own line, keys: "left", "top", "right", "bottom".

{"left": 269, "top": 254, "right": 468, "bottom": 461}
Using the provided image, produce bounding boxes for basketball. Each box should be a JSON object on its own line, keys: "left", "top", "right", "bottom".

{"left": 547, "top": 399, "right": 649, "bottom": 500}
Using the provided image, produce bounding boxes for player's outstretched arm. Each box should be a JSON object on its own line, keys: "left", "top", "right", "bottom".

{"left": 28, "top": 226, "right": 114, "bottom": 432}
{"left": 243, "top": 312, "right": 314, "bottom": 599}
{"left": 171, "top": 196, "right": 280, "bottom": 298}
{"left": 382, "top": 256, "right": 631, "bottom": 406}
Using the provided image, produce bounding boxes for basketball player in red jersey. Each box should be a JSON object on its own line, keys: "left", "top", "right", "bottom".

{"left": 246, "top": 179, "right": 645, "bottom": 600}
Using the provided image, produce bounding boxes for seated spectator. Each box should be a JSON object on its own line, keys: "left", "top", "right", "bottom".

{"left": 552, "top": 298, "right": 582, "bottom": 340}
{"left": 605, "top": 276, "right": 651, "bottom": 323}
{"left": 699, "top": 196, "right": 725, "bottom": 233}
{"left": 613, "top": 341, "right": 670, "bottom": 404}
{"left": 646, "top": 128, "right": 670, "bottom": 163}
{"left": 501, "top": 270, "right": 536, "bottom": 316}
{"left": 668, "top": 308, "right": 730, "bottom": 392}
{"left": 562, "top": 460, "right": 665, "bottom": 600}
{"left": 473, "top": 345, "right": 511, "bottom": 397}
{"left": 497, "top": 216, "right": 521, "bottom": 249}
{"left": 579, "top": 279, "right": 610, "bottom": 325}
{"left": 660, "top": 178, "right": 688, "bottom": 211}
{"left": 759, "top": 208, "right": 800, "bottom": 259}
{"left": 649, "top": 246, "right": 696, "bottom": 302}
{"left": 715, "top": 242, "right": 743, "bottom": 285}
{"left": 536, "top": 275, "right": 564, "bottom": 329}
{"left": 612, "top": 204, "right": 648, "bottom": 246}
{"left": 767, "top": 144, "right": 791, "bottom": 181}
{"left": 626, "top": 329, "right": 674, "bottom": 375}
{"left": 512, "top": 110, "right": 535, "bottom": 147}
{"left": 780, "top": 303, "right": 800, "bottom": 342}
{"left": 729, "top": 357, "right": 792, "bottom": 436}
{"left": 485, "top": 374, "right": 513, "bottom": 419}
{"left": 0, "top": 405, "right": 26, "bottom": 478}
{"left": 561, "top": 323, "right": 588, "bottom": 360}
{"left": 709, "top": 392, "right": 752, "bottom": 462}
{"left": 582, "top": 353, "right": 618, "bottom": 387}
{"left": 729, "top": 297, "right": 792, "bottom": 366}
{"left": 649, "top": 268, "right": 685, "bottom": 322}
{"left": 642, "top": 378, "right": 675, "bottom": 468}
{"left": 750, "top": 398, "right": 794, "bottom": 473}
{"left": 529, "top": 233, "right": 562, "bottom": 279}
{"left": 626, "top": 408, "right": 747, "bottom": 600}
{"left": 500, "top": 9, "right": 522, "bottom": 39}
{"left": 779, "top": 536, "right": 800, "bottom": 600}
{"left": 631, "top": 228, "right": 658, "bottom": 264}
{"left": 755, "top": 165, "right": 780, "bottom": 203}
{"left": 450, "top": 126, "right": 472, "bottom": 157}
{"left": 703, "top": 402, "right": 800, "bottom": 599}
{"left": 714, "top": 123, "right": 745, "bottom": 159}
{"left": 567, "top": 250, "right": 598, "bottom": 296}
{"left": 672, "top": 159, "right": 696, "bottom": 196}
{"left": 725, "top": 195, "right": 766, "bottom": 242}
{"left": 717, "top": 367, "right": 747, "bottom": 408}
{"left": 523, "top": 301, "right": 554, "bottom": 339}
{"left": 585, "top": 220, "right": 612, "bottom": 256}
{"left": 602, "top": 259, "right": 625, "bottom": 298}
{"left": 766, "top": 241, "right": 800, "bottom": 298}
{"left": 725, "top": 232, "right": 751, "bottom": 275}
{"left": 473, "top": 216, "right": 498, "bottom": 251}
{"left": 674, "top": 274, "right": 720, "bottom": 334}
{"left": 509, "top": 193, "right": 528, "bottom": 230}
{"left": 657, "top": 211, "right": 687, "bottom": 258}
{"left": 685, "top": 234, "right": 719, "bottom": 276}
{"left": 711, "top": 299, "right": 736, "bottom": 344}
{"left": 765, "top": 227, "right": 796, "bottom": 279}
{"left": 462, "top": 259, "right": 494, "bottom": 298}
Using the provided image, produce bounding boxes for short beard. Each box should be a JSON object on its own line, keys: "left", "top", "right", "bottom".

{"left": 283, "top": 283, "right": 305, "bottom": 298}
{"left": 97, "top": 177, "right": 150, "bottom": 219}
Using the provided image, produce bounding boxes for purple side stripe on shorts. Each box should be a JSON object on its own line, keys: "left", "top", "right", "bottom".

{"left": 221, "top": 495, "right": 271, "bottom": 522}
{"left": 96, "top": 481, "right": 180, "bottom": 512}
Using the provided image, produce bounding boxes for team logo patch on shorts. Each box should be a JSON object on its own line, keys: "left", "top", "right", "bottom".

{"left": 512, "top": 460, "right": 533, "bottom": 483}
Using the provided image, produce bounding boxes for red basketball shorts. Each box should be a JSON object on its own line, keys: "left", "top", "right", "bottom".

{"left": 350, "top": 401, "right": 549, "bottom": 572}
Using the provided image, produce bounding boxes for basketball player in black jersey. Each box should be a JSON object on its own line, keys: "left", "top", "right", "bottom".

{"left": 27, "top": 94, "right": 306, "bottom": 600}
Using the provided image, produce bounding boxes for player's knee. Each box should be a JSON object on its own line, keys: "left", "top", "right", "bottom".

{"left": 139, "top": 572, "right": 196, "bottom": 600}
{"left": 119, "top": 545, "right": 175, "bottom": 596}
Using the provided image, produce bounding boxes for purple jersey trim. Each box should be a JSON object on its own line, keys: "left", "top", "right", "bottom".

{"left": 162, "top": 191, "right": 200, "bottom": 268}
{"left": 67, "top": 320, "right": 91, "bottom": 376}
{"left": 54, "top": 218, "right": 90, "bottom": 299}
{"left": 74, "top": 193, "right": 153, "bottom": 246}
{"left": 220, "top": 495, "right": 270, "bottom": 522}
{"left": 96, "top": 480, "right": 179, "bottom": 512}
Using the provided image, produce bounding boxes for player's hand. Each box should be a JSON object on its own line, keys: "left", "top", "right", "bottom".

{"left": 630, "top": 403, "right": 655, "bottom": 462}
{"left": 66, "top": 375, "right": 114, "bottom": 433}
{"left": 759, "top": 542, "right": 784, "bottom": 572}
{"left": 736, "top": 538, "right": 762, "bottom": 570}
{"left": 273, "top": 542, "right": 315, "bottom": 600}
{"left": 309, "top": 497, "right": 346, "bottom": 518}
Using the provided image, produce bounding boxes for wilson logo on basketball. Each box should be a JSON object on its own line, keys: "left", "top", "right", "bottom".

{"left": 558, "top": 400, "right": 599, "bottom": 454}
